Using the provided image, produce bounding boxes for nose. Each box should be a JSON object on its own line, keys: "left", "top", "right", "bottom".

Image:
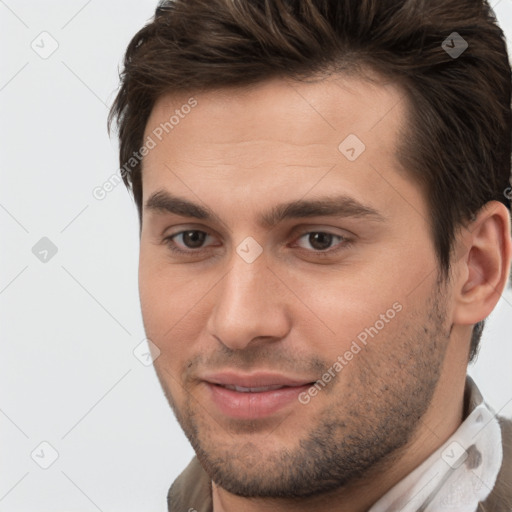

{"left": 205, "top": 250, "right": 291, "bottom": 351}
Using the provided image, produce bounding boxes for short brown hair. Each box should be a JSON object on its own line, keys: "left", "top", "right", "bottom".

{"left": 108, "top": 0, "right": 512, "bottom": 361}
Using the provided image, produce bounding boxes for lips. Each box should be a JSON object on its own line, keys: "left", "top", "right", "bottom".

{"left": 222, "top": 384, "right": 289, "bottom": 393}
{"left": 203, "top": 371, "right": 313, "bottom": 389}
{"left": 202, "top": 372, "right": 315, "bottom": 419}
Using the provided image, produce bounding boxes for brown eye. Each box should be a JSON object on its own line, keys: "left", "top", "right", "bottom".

{"left": 164, "top": 230, "right": 214, "bottom": 254}
{"left": 179, "top": 230, "right": 208, "bottom": 249}
{"left": 295, "top": 232, "right": 345, "bottom": 252}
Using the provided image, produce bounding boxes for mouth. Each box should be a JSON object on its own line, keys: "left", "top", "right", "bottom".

{"left": 218, "top": 384, "right": 297, "bottom": 393}
{"left": 202, "top": 372, "right": 315, "bottom": 419}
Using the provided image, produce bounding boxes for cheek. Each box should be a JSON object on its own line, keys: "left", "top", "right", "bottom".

{"left": 139, "top": 271, "right": 195, "bottom": 398}
{"left": 282, "top": 266, "right": 406, "bottom": 353}
{"left": 138, "top": 255, "right": 212, "bottom": 361}
{"left": 139, "top": 245, "right": 185, "bottom": 319}
{"left": 138, "top": 252, "right": 181, "bottom": 346}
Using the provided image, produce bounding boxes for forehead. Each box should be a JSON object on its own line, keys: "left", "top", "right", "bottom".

{"left": 145, "top": 72, "right": 407, "bottom": 147}
{"left": 140, "top": 73, "right": 419, "bottom": 223}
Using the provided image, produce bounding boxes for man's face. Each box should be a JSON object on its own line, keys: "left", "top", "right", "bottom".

{"left": 139, "top": 75, "right": 454, "bottom": 497}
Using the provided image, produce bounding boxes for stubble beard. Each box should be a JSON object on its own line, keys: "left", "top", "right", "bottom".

{"left": 157, "top": 285, "right": 452, "bottom": 499}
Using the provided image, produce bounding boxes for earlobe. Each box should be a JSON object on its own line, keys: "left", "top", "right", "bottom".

{"left": 452, "top": 201, "right": 512, "bottom": 326}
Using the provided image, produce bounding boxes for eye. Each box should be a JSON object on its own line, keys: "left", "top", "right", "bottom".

{"left": 163, "top": 230, "right": 216, "bottom": 254}
{"left": 293, "top": 231, "right": 349, "bottom": 255}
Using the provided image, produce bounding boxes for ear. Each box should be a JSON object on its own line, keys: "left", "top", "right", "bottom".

{"left": 452, "top": 201, "right": 512, "bottom": 326}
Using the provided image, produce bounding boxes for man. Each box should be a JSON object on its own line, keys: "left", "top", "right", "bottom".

{"left": 108, "top": 0, "right": 512, "bottom": 510}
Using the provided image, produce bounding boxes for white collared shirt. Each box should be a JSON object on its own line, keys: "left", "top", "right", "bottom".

{"left": 369, "top": 378, "right": 503, "bottom": 512}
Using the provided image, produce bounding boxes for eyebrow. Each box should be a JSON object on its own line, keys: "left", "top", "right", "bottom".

{"left": 144, "top": 189, "right": 386, "bottom": 228}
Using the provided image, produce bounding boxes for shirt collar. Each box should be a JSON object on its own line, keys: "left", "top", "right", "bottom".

{"left": 368, "top": 375, "right": 503, "bottom": 512}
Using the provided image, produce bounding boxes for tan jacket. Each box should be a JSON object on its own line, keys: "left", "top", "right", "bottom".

{"left": 167, "top": 380, "right": 512, "bottom": 511}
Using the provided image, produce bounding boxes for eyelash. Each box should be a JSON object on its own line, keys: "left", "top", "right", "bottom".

{"left": 162, "top": 229, "right": 352, "bottom": 258}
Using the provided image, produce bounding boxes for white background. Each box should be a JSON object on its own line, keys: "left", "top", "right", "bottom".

{"left": 1, "top": 1, "right": 511, "bottom": 510}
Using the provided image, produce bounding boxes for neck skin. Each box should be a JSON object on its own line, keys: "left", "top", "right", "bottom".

{"left": 211, "top": 327, "right": 470, "bottom": 512}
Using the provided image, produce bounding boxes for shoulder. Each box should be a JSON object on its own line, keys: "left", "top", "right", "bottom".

{"left": 479, "top": 415, "right": 512, "bottom": 511}
{"left": 167, "top": 457, "right": 213, "bottom": 512}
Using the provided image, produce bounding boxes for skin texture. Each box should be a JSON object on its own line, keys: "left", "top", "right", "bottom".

{"left": 138, "top": 74, "right": 512, "bottom": 511}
